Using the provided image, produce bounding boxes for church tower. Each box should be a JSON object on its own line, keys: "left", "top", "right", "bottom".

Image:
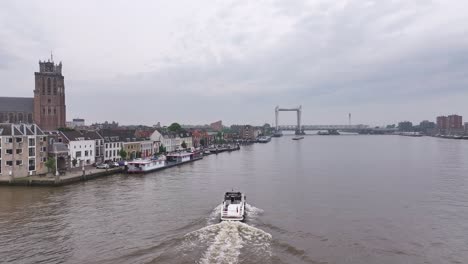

{"left": 33, "top": 54, "right": 66, "bottom": 130}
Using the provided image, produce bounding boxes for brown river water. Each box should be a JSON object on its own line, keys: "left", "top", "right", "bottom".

{"left": 1, "top": 135, "right": 468, "bottom": 264}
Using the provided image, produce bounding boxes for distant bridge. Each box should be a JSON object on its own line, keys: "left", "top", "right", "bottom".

{"left": 278, "top": 125, "right": 397, "bottom": 134}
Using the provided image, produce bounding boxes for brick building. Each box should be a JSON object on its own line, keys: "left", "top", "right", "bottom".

{"left": 0, "top": 55, "right": 66, "bottom": 131}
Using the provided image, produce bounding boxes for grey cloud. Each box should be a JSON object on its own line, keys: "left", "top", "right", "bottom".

{"left": 2, "top": 0, "right": 468, "bottom": 125}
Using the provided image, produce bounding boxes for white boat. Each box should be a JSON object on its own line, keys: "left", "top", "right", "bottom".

{"left": 399, "top": 132, "right": 423, "bottom": 137}
{"left": 220, "top": 191, "right": 246, "bottom": 221}
{"left": 257, "top": 136, "right": 271, "bottom": 143}
{"left": 127, "top": 156, "right": 166, "bottom": 173}
{"left": 166, "top": 152, "right": 192, "bottom": 163}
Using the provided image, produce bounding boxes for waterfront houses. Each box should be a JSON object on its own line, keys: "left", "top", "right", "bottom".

{"left": 122, "top": 142, "right": 141, "bottom": 159}
{"left": 0, "top": 124, "right": 48, "bottom": 179}
{"left": 59, "top": 130, "right": 96, "bottom": 167}
{"left": 150, "top": 129, "right": 192, "bottom": 152}
{"left": 104, "top": 139, "right": 123, "bottom": 162}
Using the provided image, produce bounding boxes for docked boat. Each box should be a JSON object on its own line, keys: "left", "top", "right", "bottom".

{"left": 399, "top": 132, "right": 423, "bottom": 137}
{"left": 220, "top": 191, "right": 246, "bottom": 221}
{"left": 166, "top": 152, "right": 192, "bottom": 163}
{"left": 257, "top": 136, "right": 271, "bottom": 143}
{"left": 127, "top": 156, "right": 166, "bottom": 173}
{"left": 292, "top": 136, "right": 304, "bottom": 140}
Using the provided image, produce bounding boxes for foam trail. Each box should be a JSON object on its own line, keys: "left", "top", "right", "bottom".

{"left": 181, "top": 205, "right": 271, "bottom": 264}
{"left": 198, "top": 222, "right": 243, "bottom": 264}
{"left": 206, "top": 204, "right": 223, "bottom": 225}
{"left": 245, "top": 204, "right": 264, "bottom": 218}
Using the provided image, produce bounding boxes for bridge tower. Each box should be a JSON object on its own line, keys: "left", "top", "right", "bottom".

{"left": 275, "top": 105, "right": 304, "bottom": 135}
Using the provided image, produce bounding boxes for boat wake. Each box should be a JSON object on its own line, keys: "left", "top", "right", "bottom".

{"left": 182, "top": 205, "right": 271, "bottom": 264}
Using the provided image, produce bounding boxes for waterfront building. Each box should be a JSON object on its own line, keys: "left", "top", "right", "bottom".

{"left": 104, "top": 140, "right": 122, "bottom": 162}
{"left": 150, "top": 129, "right": 193, "bottom": 152}
{"left": 437, "top": 115, "right": 463, "bottom": 135}
{"left": 0, "top": 124, "right": 48, "bottom": 179}
{"left": 99, "top": 129, "right": 144, "bottom": 161}
{"left": 58, "top": 130, "right": 96, "bottom": 167}
{"left": 448, "top": 115, "right": 463, "bottom": 129}
{"left": 210, "top": 120, "right": 223, "bottom": 132}
{"left": 140, "top": 140, "right": 159, "bottom": 158}
{"left": 122, "top": 142, "right": 141, "bottom": 159}
{"left": 0, "top": 55, "right": 66, "bottom": 131}
{"left": 465, "top": 122, "right": 468, "bottom": 133}
{"left": 239, "top": 125, "right": 261, "bottom": 140}
{"left": 83, "top": 131, "right": 104, "bottom": 164}
{"left": 66, "top": 118, "right": 85, "bottom": 129}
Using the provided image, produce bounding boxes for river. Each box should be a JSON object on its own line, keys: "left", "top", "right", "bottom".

{"left": 1, "top": 135, "right": 468, "bottom": 264}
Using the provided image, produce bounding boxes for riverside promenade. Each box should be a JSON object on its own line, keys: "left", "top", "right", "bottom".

{"left": 0, "top": 166, "right": 124, "bottom": 187}
{"left": 0, "top": 155, "right": 205, "bottom": 187}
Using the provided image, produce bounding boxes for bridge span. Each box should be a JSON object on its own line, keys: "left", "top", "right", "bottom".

{"left": 277, "top": 125, "right": 397, "bottom": 134}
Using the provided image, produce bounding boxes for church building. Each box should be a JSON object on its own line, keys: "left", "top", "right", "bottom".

{"left": 0, "top": 55, "right": 67, "bottom": 131}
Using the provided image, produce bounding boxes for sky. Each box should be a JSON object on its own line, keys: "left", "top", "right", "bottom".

{"left": 1, "top": 0, "right": 468, "bottom": 126}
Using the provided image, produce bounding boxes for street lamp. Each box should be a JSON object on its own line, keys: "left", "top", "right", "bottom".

{"left": 55, "top": 153, "right": 59, "bottom": 177}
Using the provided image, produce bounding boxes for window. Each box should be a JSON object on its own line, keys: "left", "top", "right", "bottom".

{"left": 113, "top": 150, "right": 116, "bottom": 156}
{"left": 6, "top": 149, "right": 13, "bottom": 155}
{"left": 16, "top": 137, "right": 22, "bottom": 143}
{"left": 48, "top": 108, "right": 51, "bottom": 114}
{"left": 5, "top": 138, "right": 12, "bottom": 143}
{"left": 105, "top": 151, "right": 108, "bottom": 157}
{"left": 53, "top": 79, "right": 57, "bottom": 95}
{"left": 42, "top": 147, "right": 47, "bottom": 152}
{"left": 29, "top": 148, "right": 35, "bottom": 156}
{"left": 105, "top": 143, "right": 108, "bottom": 148}
{"left": 6, "top": 161, "right": 13, "bottom": 166}
{"left": 43, "top": 108, "right": 46, "bottom": 115}
{"left": 29, "top": 138, "right": 35, "bottom": 146}
{"left": 42, "top": 157, "right": 47, "bottom": 162}
{"left": 29, "top": 159, "right": 35, "bottom": 171}
{"left": 16, "top": 149, "right": 22, "bottom": 154}
{"left": 16, "top": 160, "right": 22, "bottom": 166}
{"left": 90, "top": 150, "right": 93, "bottom": 156}
{"left": 76, "top": 151, "right": 82, "bottom": 158}
{"left": 47, "top": 78, "right": 51, "bottom": 95}
{"left": 84, "top": 151, "right": 89, "bottom": 157}
{"left": 53, "top": 108, "right": 56, "bottom": 115}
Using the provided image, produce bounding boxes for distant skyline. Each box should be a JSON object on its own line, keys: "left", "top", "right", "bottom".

{"left": 1, "top": 0, "right": 467, "bottom": 126}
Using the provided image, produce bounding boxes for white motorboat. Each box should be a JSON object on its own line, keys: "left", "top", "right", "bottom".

{"left": 220, "top": 191, "right": 246, "bottom": 221}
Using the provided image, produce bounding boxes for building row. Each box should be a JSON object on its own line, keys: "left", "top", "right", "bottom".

{"left": 436, "top": 114, "right": 464, "bottom": 135}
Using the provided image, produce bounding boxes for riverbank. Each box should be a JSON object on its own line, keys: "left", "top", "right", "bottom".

{"left": 0, "top": 157, "right": 203, "bottom": 187}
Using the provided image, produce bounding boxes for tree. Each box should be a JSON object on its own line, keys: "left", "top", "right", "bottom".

{"left": 119, "top": 148, "right": 127, "bottom": 160}
{"left": 199, "top": 138, "right": 206, "bottom": 147}
{"left": 168, "top": 123, "right": 182, "bottom": 132}
{"left": 45, "top": 157, "right": 56, "bottom": 174}
{"left": 181, "top": 141, "right": 187, "bottom": 149}
{"left": 159, "top": 144, "right": 166, "bottom": 153}
{"left": 72, "top": 158, "right": 77, "bottom": 167}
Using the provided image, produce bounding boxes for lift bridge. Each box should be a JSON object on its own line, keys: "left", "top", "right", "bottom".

{"left": 275, "top": 106, "right": 378, "bottom": 134}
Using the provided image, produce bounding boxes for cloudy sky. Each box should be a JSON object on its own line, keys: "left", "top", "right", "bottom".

{"left": 1, "top": 0, "right": 468, "bottom": 126}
